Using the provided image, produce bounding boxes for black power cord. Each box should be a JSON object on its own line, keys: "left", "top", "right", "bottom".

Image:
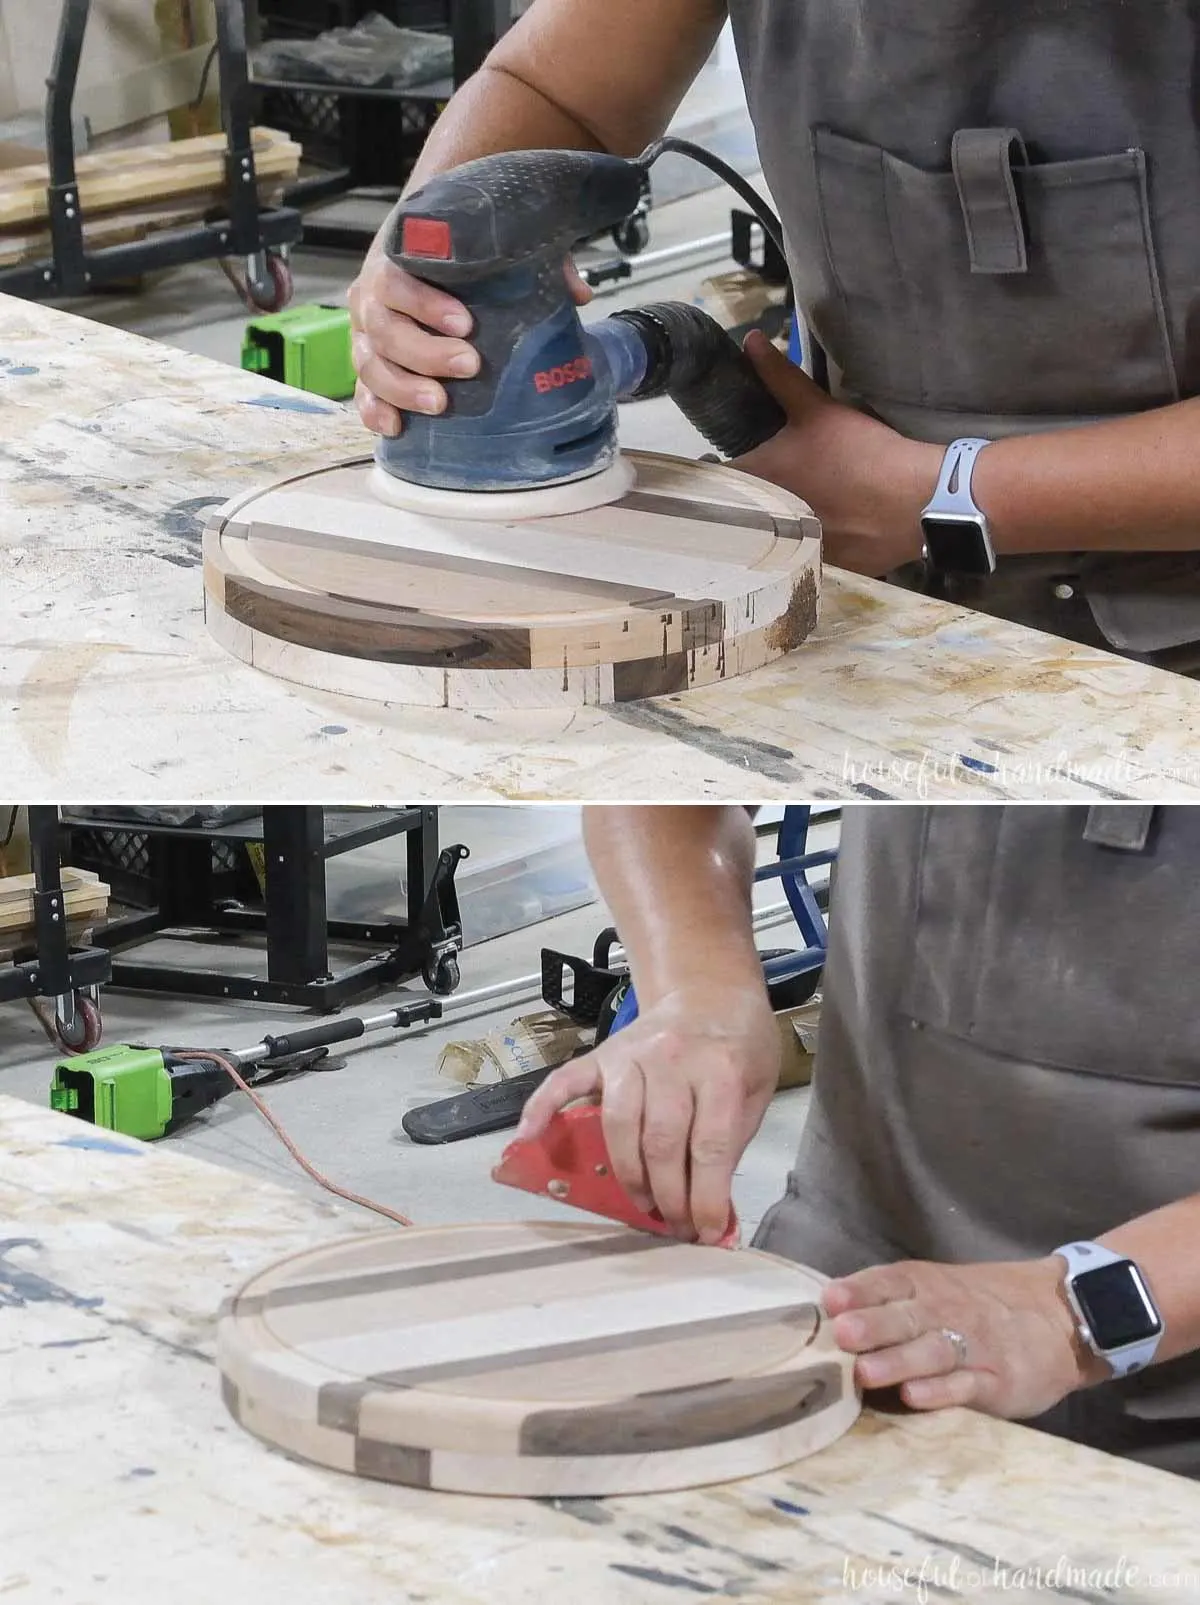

{"left": 639, "top": 136, "right": 787, "bottom": 263}
{"left": 639, "top": 135, "right": 829, "bottom": 392}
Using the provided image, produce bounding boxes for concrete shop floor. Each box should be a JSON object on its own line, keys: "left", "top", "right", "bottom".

{"left": 0, "top": 808, "right": 832, "bottom": 1240}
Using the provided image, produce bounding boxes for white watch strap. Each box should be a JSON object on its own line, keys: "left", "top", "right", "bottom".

{"left": 1057, "top": 1239, "right": 1122, "bottom": 1278}
{"left": 925, "top": 436, "right": 991, "bottom": 518}
{"left": 1055, "top": 1240, "right": 1162, "bottom": 1378}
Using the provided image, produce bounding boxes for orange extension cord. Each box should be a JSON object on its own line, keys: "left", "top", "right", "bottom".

{"left": 171, "top": 1050, "right": 415, "bottom": 1228}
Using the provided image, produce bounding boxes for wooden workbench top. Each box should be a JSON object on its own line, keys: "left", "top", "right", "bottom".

{"left": 2, "top": 1093, "right": 1198, "bottom": 1604}
{"left": 4, "top": 294, "right": 1200, "bottom": 800}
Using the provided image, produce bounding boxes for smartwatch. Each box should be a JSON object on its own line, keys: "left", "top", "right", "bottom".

{"left": 1053, "top": 1240, "right": 1164, "bottom": 1378}
{"left": 919, "top": 437, "right": 996, "bottom": 577}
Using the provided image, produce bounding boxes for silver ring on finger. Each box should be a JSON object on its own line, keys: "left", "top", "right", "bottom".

{"left": 941, "top": 1327, "right": 969, "bottom": 1369}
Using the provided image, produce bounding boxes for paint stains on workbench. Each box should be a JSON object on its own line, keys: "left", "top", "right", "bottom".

{"left": 0, "top": 1239, "right": 104, "bottom": 1311}
{"left": 241, "top": 394, "right": 340, "bottom": 416}
{"left": 54, "top": 1134, "right": 141, "bottom": 1155}
{"left": 609, "top": 1565, "right": 722, "bottom": 1595}
{"left": 542, "top": 1498, "right": 614, "bottom": 1526}
{"left": 162, "top": 495, "right": 227, "bottom": 557}
{"left": 770, "top": 1498, "right": 808, "bottom": 1517}
{"left": 609, "top": 701, "right": 802, "bottom": 786}
{"left": 658, "top": 1526, "right": 784, "bottom": 1577}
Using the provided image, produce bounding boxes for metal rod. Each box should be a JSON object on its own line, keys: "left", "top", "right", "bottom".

{"left": 582, "top": 236, "right": 731, "bottom": 297}
{"left": 582, "top": 225, "right": 766, "bottom": 298}
{"left": 224, "top": 889, "right": 813, "bottom": 1067}
{"left": 619, "top": 231, "right": 735, "bottom": 271}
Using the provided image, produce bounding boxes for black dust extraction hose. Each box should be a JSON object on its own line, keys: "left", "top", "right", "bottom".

{"left": 612, "top": 301, "right": 788, "bottom": 459}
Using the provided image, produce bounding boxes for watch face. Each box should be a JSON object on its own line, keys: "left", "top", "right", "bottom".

{"left": 921, "top": 517, "right": 997, "bottom": 578}
{"left": 1073, "top": 1261, "right": 1162, "bottom": 1350}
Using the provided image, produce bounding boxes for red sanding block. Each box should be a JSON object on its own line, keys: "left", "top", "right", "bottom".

{"left": 492, "top": 1103, "right": 740, "bottom": 1247}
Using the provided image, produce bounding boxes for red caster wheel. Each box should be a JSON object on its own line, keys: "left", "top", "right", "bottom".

{"left": 55, "top": 992, "right": 102, "bottom": 1055}
{"left": 221, "top": 252, "right": 294, "bottom": 314}
{"left": 33, "top": 992, "right": 103, "bottom": 1055}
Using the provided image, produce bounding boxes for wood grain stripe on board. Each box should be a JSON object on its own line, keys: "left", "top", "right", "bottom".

{"left": 206, "top": 600, "right": 791, "bottom": 709}
{"left": 237, "top": 1231, "right": 674, "bottom": 1318}
{"left": 215, "top": 546, "right": 784, "bottom": 679}
{"left": 615, "top": 490, "right": 777, "bottom": 532}
{"left": 241, "top": 520, "right": 677, "bottom": 611}
{"left": 613, "top": 493, "right": 819, "bottom": 549}
{"left": 612, "top": 652, "right": 690, "bottom": 700}
{"left": 680, "top": 604, "right": 726, "bottom": 651}
{"left": 355, "top": 1438, "right": 433, "bottom": 1488}
{"left": 315, "top": 1302, "right": 822, "bottom": 1430}
{"left": 240, "top": 499, "right": 783, "bottom": 603}
{"left": 222, "top": 576, "right": 536, "bottom": 669}
{"left": 519, "top": 1364, "right": 843, "bottom": 1457}
{"left": 221, "top": 1373, "right": 242, "bottom": 1421}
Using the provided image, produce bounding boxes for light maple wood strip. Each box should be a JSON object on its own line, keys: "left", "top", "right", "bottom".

{"left": 0, "top": 867, "right": 102, "bottom": 902}
{"left": 0, "top": 128, "right": 300, "bottom": 229}
{"left": 0, "top": 867, "right": 110, "bottom": 938}
{"left": 0, "top": 899, "right": 110, "bottom": 938}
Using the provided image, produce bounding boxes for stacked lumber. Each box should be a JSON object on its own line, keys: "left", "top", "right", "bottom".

{"left": 0, "top": 127, "right": 301, "bottom": 269}
{"left": 0, "top": 867, "right": 111, "bottom": 953}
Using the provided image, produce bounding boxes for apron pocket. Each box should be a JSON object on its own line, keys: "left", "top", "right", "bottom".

{"left": 900, "top": 807, "right": 1200, "bottom": 1087}
{"left": 811, "top": 126, "right": 1179, "bottom": 416}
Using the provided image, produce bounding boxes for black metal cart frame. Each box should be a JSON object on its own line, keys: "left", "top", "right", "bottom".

{"left": 0, "top": 807, "right": 111, "bottom": 1048}
{"left": 0, "top": 0, "right": 302, "bottom": 305}
{"left": 63, "top": 807, "right": 466, "bottom": 1012}
{"left": 251, "top": 1, "right": 550, "bottom": 252}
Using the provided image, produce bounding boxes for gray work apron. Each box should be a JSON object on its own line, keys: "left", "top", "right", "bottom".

{"left": 753, "top": 805, "right": 1200, "bottom": 1476}
{"left": 727, "top": 1, "right": 1200, "bottom": 662}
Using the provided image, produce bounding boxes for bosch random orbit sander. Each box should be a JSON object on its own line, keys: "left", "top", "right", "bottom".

{"left": 203, "top": 141, "right": 824, "bottom": 709}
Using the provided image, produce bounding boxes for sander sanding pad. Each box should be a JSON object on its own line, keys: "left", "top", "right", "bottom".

{"left": 216, "top": 1220, "right": 860, "bottom": 1498}
{"left": 366, "top": 456, "right": 637, "bottom": 520}
{"left": 202, "top": 450, "right": 822, "bottom": 710}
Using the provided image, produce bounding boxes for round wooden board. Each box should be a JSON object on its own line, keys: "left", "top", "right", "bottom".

{"left": 202, "top": 451, "right": 822, "bottom": 709}
{"left": 216, "top": 1221, "right": 859, "bottom": 1498}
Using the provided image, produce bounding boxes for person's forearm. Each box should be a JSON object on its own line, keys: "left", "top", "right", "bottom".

{"left": 583, "top": 806, "right": 763, "bottom": 1008}
{"left": 973, "top": 397, "right": 1200, "bottom": 555}
{"left": 395, "top": 0, "right": 725, "bottom": 199}
{"left": 1097, "top": 1193, "right": 1200, "bottom": 1365}
{"left": 402, "top": 65, "right": 602, "bottom": 197}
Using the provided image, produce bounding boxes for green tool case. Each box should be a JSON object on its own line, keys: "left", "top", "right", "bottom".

{"left": 242, "top": 303, "right": 355, "bottom": 400}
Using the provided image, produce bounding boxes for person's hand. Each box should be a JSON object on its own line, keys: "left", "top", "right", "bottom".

{"left": 513, "top": 983, "right": 782, "bottom": 1246}
{"left": 823, "top": 1256, "right": 1099, "bottom": 1419}
{"left": 348, "top": 250, "right": 593, "bottom": 438}
{"left": 734, "top": 331, "right": 943, "bottom": 577}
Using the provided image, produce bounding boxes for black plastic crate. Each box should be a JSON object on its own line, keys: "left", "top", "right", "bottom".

{"left": 256, "top": 1, "right": 448, "bottom": 36}
{"left": 257, "top": 83, "right": 441, "bottom": 183}
{"left": 62, "top": 828, "right": 253, "bottom": 912}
